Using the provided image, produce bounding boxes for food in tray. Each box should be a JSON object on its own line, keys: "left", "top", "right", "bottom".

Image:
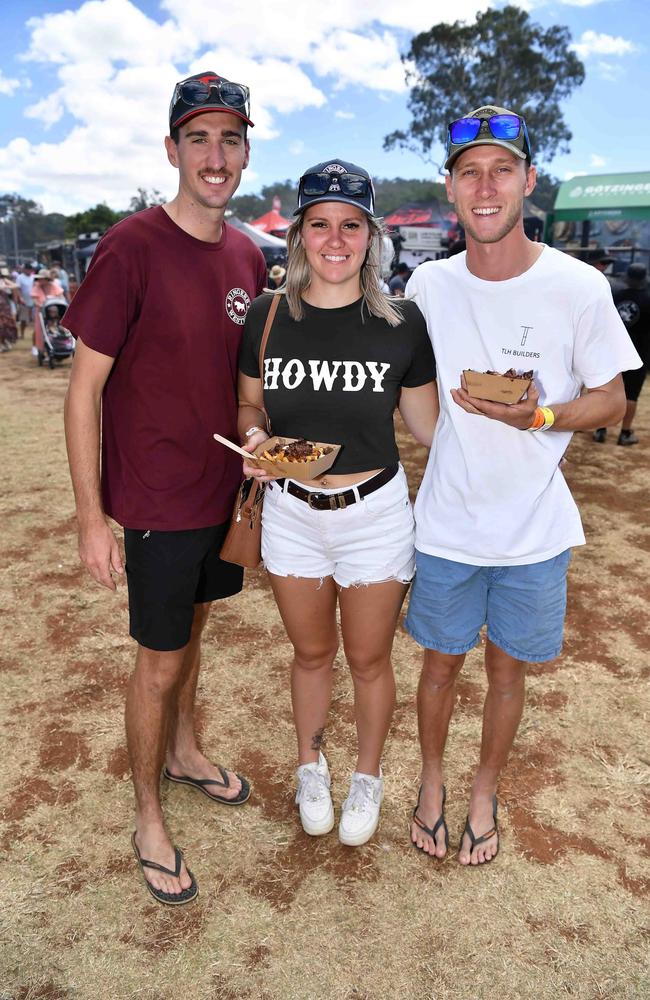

{"left": 471, "top": 368, "right": 534, "bottom": 380}
{"left": 259, "top": 438, "right": 334, "bottom": 463}
{"left": 462, "top": 367, "right": 534, "bottom": 404}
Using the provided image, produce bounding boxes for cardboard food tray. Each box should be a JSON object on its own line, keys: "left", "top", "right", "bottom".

{"left": 463, "top": 369, "right": 532, "bottom": 404}
{"left": 252, "top": 436, "right": 340, "bottom": 481}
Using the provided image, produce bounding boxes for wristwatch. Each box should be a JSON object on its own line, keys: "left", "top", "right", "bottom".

{"left": 244, "top": 425, "right": 264, "bottom": 439}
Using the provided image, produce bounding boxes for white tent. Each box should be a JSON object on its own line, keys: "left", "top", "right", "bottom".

{"left": 227, "top": 218, "right": 286, "bottom": 248}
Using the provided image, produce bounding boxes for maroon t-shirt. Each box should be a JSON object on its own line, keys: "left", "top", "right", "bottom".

{"left": 65, "top": 206, "right": 267, "bottom": 530}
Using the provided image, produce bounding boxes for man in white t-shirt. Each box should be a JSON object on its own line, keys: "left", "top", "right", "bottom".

{"left": 405, "top": 105, "right": 642, "bottom": 867}
{"left": 15, "top": 263, "right": 35, "bottom": 338}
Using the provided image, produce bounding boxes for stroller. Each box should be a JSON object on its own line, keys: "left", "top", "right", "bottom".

{"left": 34, "top": 296, "right": 75, "bottom": 369}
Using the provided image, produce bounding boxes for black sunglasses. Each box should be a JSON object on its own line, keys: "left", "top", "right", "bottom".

{"left": 300, "top": 171, "right": 372, "bottom": 199}
{"left": 173, "top": 78, "right": 250, "bottom": 116}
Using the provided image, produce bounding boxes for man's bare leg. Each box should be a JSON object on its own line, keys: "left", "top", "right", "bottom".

{"left": 621, "top": 399, "right": 637, "bottom": 432}
{"left": 164, "top": 602, "right": 243, "bottom": 799}
{"left": 126, "top": 644, "right": 193, "bottom": 897}
{"left": 458, "top": 639, "right": 526, "bottom": 865}
{"left": 410, "top": 649, "right": 465, "bottom": 857}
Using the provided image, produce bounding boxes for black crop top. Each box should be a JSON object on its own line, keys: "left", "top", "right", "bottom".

{"left": 239, "top": 294, "right": 436, "bottom": 475}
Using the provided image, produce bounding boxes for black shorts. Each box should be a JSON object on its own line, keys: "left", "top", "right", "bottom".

{"left": 124, "top": 521, "right": 243, "bottom": 652}
{"left": 622, "top": 366, "right": 646, "bottom": 402}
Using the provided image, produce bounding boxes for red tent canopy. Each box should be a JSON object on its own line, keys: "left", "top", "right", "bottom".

{"left": 383, "top": 202, "right": 445, "bottom": 226}
{"left": 251, "top": 196, "right": 291, "bottom": 234}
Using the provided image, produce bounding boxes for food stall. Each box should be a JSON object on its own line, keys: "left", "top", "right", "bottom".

{"left": 546, "top": 171, "right": 650, "bottom": 273}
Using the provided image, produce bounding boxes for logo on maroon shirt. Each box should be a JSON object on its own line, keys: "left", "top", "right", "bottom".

{"left": 226, "top": 287, "right": 251, "bottom": 325}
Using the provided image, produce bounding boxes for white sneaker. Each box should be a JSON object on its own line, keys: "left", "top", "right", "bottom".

{"left": 339, "top": 770, "right": 384, "bottom": 846}
{"left": 295, "top": 752, "right": 334, "bottom": 836}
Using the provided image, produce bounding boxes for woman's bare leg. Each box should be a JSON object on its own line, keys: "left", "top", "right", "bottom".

{"left": 338, "top": 580, "right": 409, "bottom": 776}
{"left": 268, "top": 573, "right": 339, "bottom": 764}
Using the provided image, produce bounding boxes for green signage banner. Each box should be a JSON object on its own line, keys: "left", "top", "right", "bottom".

{"left": 554, "top": 172, "right": 650, "bottom": 214}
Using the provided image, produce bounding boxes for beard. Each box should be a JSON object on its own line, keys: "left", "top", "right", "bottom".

{"left": 456, "top": 198, "right": 523, "bottom": 245}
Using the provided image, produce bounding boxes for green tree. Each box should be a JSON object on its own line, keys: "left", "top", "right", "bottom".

{"left": 64, "top": 203, "right": 124, "bottom": 239}
{"left": 385, "top": 5, "right": 585, "bottom": 169}
{"left": 0, "top": 193, "right": 66, "bottom": 258}
{"left": 528, "top": 168, "right": 559, "bottom": 213}
{"left": 230, "top": 180, "right": 296, "bottom": 222}
{"left": 228, "top": 193, "right": 267, "bottom": 220}
{"left": 374, "top": 177, "right": 450, "bottom": 217}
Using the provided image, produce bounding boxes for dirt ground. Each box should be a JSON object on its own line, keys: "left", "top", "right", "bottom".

{"left": 1, "top": 335, "right": 649, "bottom": 1000}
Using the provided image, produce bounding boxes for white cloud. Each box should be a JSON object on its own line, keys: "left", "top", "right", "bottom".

{"left": 590, "top": 154, "right": 606, "bottom": 168}
{"left": 23, "top": 0, "right": 196, "bottom": 66}
{"left": 595, "top": 60, "right": 624, "bottom": 82}
{"left": 289, "top": 140, "right": 305, "bottom": 156}
{"left": 311, "top": 30, "right": 407, "bottom": 91}
{"left": 0, "top": 0, "right": 496, "bottom": 213}
{"left": 24, "top": 91, "right": 65, "bottom": 128}
{"left": 564, "top": 171, "right": 587, "bottom": 180}
{"left": 335, "top": 111, "right": 356, "bottom": 120}
{"left": 0, "top": 72, "right": 21, "bottom": 96}
{"left": 571, "top": 30, "right": 637, "bottom": 59}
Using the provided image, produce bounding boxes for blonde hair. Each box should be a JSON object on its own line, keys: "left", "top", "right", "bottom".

{"left": 282, "top": 209, "right": 404, "bottom": 328}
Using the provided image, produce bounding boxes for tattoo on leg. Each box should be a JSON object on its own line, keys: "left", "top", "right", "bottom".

{"left": 311, "top": 728, "right": 326, "bottom": 751}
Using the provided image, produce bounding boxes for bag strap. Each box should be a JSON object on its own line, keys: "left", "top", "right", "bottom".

{"left": 258, "top": 292, "right": 280, "bottom": 375}
{"left": 239, "top": 293, "right": 281, "bottom": 434}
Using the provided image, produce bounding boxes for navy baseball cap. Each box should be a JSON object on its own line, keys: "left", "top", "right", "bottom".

{"left": 169, "top": 71, "right": 254, "bottom": 131}
{"left": 294, "top": 159, "right": 375, "bottom": 216}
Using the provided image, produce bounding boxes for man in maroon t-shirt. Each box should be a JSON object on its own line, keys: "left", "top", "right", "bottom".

{"left": 64, "top": 72, "right": 267, "bottom": 905}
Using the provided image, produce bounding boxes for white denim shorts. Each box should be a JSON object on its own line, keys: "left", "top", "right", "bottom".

{"left": 261, "top": 464, "right": 415, "bottom": 588}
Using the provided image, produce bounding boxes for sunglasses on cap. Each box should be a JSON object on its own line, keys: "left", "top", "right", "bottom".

{"left": 447, "top": 113, "right": 531, "bottom": 158}
{"left": 300, "top": 171, "right": 372, "bottom": 199}
{"left": 171, "top": 78, "right": 250, "bottom": 117}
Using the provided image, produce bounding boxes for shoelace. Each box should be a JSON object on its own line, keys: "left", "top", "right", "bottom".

{"left": 344, "top": 776, "right": 379, "bottom": 813}
{"left": 298, "top": 766, "right": 329, "bottom": 803}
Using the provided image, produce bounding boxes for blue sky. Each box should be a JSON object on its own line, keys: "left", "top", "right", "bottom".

{"left": 0, "top": 0, "right": 647, "bottom": 214}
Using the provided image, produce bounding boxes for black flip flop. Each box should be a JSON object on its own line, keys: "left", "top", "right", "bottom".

{"left": 412, "top": 784, "right": 449, "bottom": 858}
{"left": 131, "top": 832, "right": 199, "bottom": 906}
{"left": 459, "top": 795, "right": 499, "bottom": 865}
{"left": 162, "top": 765, "right": 251, "bottom": 805}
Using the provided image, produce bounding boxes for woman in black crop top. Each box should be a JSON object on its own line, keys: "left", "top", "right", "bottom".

{"left": 238, "top": 158, "right": 438, "bottom": 846}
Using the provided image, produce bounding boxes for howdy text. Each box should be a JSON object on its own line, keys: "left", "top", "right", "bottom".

{"left": 263, "top": 358, "right": 391, "bottom": 392}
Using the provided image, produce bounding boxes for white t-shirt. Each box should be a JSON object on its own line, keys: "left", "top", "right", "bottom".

{"left": 406, "top": 246, "right": 642, "bottom": 566}
{"left": 16, "top": 273, "right": 34, "bottom": 307}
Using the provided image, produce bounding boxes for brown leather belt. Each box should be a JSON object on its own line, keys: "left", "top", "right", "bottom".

{"left": 270, "top": 464, "right": 398, "bottom": 511}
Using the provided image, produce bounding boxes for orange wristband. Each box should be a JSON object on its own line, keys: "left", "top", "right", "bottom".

{"left": 528, "top": 407, "right": 545, "bottom": 431}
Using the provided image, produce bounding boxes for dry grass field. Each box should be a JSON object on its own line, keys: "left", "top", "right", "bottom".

{"left": 1, "top": 336, "right": 649, "bottom": 1000}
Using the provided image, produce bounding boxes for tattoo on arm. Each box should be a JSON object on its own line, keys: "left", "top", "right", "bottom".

{"left": 311, "top": 728, "right": 326, "bottom": 751}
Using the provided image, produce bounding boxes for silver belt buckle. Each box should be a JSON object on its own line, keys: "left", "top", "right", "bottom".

{"left": 307, "top": 492, "right": 321, "bottom": 509}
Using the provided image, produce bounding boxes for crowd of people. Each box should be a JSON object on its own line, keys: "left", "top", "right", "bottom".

{"left": 0, "top": 260, "right": 73, "bottom": 352}
{"left": 5, "top": 71, "right": 640, "bottom": 906}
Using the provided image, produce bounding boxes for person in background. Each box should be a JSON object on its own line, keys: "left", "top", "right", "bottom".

{"left": 267, "top": 263, "right": 286, "bottom": 290}
{"left": 238, "top": 158, "right": 438, "bottom": 848}
{"left": 593, "top": 263, "right": 650, "bottom": 445}
{"left": 0, "top": 266, "right": 18, "bottom": 352}
{"left": 584, "top": 248, "right": 619, "bottom": 290}
{"left": 31, "top": 269, "right": 64, "bottom": 309}
{"left": 388, "top": 261, "right": 411, "bottom": 296}
{"left": 64, "top": 70, "right": 266, "bottom": 906}
{"left": 15, "top": 262, "right": 35, "bottom": 339}
{"left": 51, "top": 260, "right": 70, "bottom": 298}
{"left": 405, "top": 104, "right": 642, "bottom": 867}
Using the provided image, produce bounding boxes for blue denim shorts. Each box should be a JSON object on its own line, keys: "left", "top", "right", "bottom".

{"left": 405, "top": 549, "right": 572, "bottom": 663}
